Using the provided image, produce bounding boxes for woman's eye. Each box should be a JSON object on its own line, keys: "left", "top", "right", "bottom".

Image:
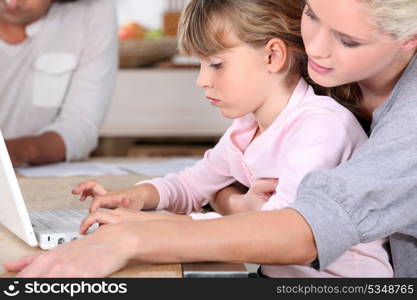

{"left": 340, "top": 39, "right": 361, "bottom": 48}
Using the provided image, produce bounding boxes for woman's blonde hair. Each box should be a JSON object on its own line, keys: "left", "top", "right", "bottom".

{"left": 318, "top": 0, "right": 417, "bottom": 130}
{"left": 178, "top": 0, "right": 371, "bottom": 130}
{"left": 363, "top": 0, "right": 417, "bottom": 40}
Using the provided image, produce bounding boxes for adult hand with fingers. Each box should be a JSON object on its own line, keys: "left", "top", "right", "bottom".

{"left": 79, "top": 208, "right": 193, "bottom": 235}
{"left": 4, "top": 223, "right": 136, "bottom": 278}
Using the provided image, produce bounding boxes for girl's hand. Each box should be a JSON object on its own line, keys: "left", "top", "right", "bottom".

{"left": 79, "top": 208, "right": 192, "bottom": 234}
{"left": 72, "top": 181, "right": 145, "bottom": 213}
{"left": 239, "top": 178, "right": 278, "bottom": 212}
{"left": 211, "top": 179, "right": 278, "bottom": 215}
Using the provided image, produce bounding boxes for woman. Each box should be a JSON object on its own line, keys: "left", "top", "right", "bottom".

{"left": 296, "top": 0, "right": 417, "bottom": 277}
{"left": 5, "top": 0, "right": 417, "bottom": 277}
{"left": 214, "top": 0, "right": 417, "bottom": 277}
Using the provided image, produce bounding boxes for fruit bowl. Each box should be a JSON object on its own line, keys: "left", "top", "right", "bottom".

{"left": 119, "top": 37, "right": 179, "bottom": 68}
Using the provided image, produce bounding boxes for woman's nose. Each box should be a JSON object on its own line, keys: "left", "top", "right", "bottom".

{"left": 306, "top": 27, "right": 332, "bottom": 59}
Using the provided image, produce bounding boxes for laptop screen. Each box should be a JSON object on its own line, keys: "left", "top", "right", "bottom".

{"left": 0, "top": 130, "right": 38, "bottom": 247}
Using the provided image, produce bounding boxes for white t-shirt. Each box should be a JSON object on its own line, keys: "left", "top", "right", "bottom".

{"left": 0, "top": 0, "right": 118, "bottom": 161}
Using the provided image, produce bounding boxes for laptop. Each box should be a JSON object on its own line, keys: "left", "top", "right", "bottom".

{"left": 182, "top": 262, "right": 252, "bottom": 278}
{"left": 0, "top": 130, "right": 96, "bottom": 250}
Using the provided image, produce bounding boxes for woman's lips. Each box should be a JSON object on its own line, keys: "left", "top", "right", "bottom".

{"left": 308, "top": 58, "right": 334, "bottom": 75}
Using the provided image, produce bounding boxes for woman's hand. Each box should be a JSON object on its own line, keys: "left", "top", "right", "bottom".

{"left": 4, "top": 223, "right": 136, "bottom": 278}
{"left": 4, "top": 208, "right": 317, "bottom": 277}
{"left": 79, "top": 208, "right": 192, "bottom": 234}
{"left": 72, "top": 181, "right": 158, "bottom": 213}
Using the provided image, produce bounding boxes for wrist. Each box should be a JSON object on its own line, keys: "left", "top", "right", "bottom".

{"left": 29, "top": 132, "right": 65, "bottom": 165}
{"left": 135, "top": 184, "right": 160, "bottom": 210}
{"left": 14, "top": 137, "right": 39, "bottom": 165}
{"left": 122, "top": 221, "right": 161, "bottom": 262}
{"left": 27, "top": 137, "right": 40, "bottom": 163}
{"left": 116, "top": 223, "right": 142, "bottom": 260}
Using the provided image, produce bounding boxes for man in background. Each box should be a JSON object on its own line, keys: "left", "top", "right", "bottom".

{"left": 0, "top": 0, "right": 118, "bottom": 167}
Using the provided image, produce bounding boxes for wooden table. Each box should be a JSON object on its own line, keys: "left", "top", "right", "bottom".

{"left": 0, "top": 161, "right": 248, "bottom": 278}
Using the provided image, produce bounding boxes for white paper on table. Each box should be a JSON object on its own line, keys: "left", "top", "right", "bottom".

{"left": 17, "top": 162, "right": 129, "bottom": 177}
{"left": 118, "top": 157, "right": 200, "bottom": 177}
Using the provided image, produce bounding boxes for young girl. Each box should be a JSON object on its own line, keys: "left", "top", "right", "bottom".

{"left": 69, "top": 0, "right": 391, "bottom": 278}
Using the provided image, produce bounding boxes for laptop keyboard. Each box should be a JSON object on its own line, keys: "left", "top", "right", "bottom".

{"left": 29, "top": 209, "right": 88, "bottom": 232}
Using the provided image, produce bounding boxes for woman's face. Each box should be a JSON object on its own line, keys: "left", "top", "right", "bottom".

{"left": 0, "top": 0, "right": 53, "bottom": 25}
{"left": 301, "top": 0, "right": 407, "bottom": 88}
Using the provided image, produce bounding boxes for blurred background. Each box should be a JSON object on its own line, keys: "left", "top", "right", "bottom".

{"left": 117, "top": 0, "right": 167, "bottom": 29}
{"left": 94, "top": 0, "right": 232, "bottom": 159}
{"left": 117, "top": 0, "right": 191, "bottom": 32}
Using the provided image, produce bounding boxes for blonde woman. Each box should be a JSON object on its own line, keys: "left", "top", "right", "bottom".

{"left": 298, "top": 0, "right": 417, "bottom": 278}
{"left": 5, "top": 0, "right": 417, "bottom": 277}
{"left": 215, "top": 0, "right": 417, "bottom": 277}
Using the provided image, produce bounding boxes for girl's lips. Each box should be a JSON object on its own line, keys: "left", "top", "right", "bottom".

{"left": 308, "top": 58, "right": 334, "bottom": 75}
{"left": 207, "top": 97, "right": 221, "bottom": 106}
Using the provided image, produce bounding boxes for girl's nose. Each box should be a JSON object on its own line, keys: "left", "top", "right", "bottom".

{"left": 196, "top": 69, "right": 213, "bottom": 90}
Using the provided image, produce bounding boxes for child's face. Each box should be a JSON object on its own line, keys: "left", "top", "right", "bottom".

{"left": 301, "top": 0, "right": 406, "bottom": 88}
{"left": 196, "top": 43, "right": 271, "bottom": 119}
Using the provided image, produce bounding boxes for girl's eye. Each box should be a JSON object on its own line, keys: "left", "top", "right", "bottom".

{"left": 210, "top": 63, "right": 223, "bottom": 69}
{"left": 304, "top": 7, "right": 317, "bottom": 21}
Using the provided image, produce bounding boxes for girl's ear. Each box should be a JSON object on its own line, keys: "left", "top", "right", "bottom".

{"left": 401, "top": 34, "right": 417, "bottom": 51}
{"left": 265, "top": 38, "right": 288, "bottom": 73}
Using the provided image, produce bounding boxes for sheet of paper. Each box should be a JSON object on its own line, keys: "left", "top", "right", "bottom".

{"left": 17, "top": 162, "right": 129, "bottom": 177}
{"left": 16, "top": 158, "right": 201, "bottom": 178}
{"left": 118, "top": 157, "right": 200, "bottom": 177}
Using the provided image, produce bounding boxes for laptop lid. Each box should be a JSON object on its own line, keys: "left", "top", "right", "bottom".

{"left": 0, "top": 130, "right": 38, "bottom": 247}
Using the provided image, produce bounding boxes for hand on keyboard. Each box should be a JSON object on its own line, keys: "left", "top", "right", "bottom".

{"left": 79, "top": 208, "right": 192, "bottom": 234}
{"left": 72, "top": 180, "right": 145, "bottom": 213}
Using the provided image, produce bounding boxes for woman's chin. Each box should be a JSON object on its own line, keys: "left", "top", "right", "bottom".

{"left": 308, "top": 70, "right": 347, "bottom": 88}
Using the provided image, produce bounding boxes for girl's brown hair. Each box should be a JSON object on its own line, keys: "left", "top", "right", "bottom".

{"left": 178, "top": 0, "right": 371, "bottom": 130}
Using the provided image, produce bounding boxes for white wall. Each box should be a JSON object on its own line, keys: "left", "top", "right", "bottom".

{"left": 116, "top": 0, "right": 187, "bottom": 29}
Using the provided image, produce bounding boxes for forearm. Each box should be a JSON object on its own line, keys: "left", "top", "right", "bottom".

{"left": 127, "top": 209, "right": 317, "bottom": 265}
{"left": 211, "top": 182, "right": 248, "bottom": 215}
{"left": 6, "top": 132, "right": 66, "bottom": 167}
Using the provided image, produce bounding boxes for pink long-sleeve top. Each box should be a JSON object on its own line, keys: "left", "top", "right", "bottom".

{"left": 139, "top": 78, "right": 393, "bottom": 278}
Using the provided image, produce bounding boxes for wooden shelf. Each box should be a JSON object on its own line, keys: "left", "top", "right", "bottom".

{"left": 100, "top": 69, "right": 232, "bottom": 138}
